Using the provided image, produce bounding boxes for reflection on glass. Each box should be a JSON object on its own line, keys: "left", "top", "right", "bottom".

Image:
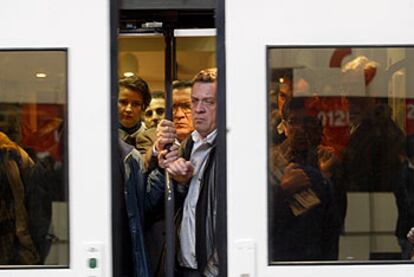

{"left": 118, "top": 36, "right": 165, "bottom": 91}
{"left": 118, "top": 36, "right": 166, "bottom": 134}
{"left": 268, "top": 47, "right": 414, "bottom": 263}
{"left": 0, "top": 50, "right": 68, "bottom": 266}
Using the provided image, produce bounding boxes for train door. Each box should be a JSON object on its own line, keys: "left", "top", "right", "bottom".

{"left": 226, "top": 0, "right": 414, "bottom": 277}
{"left": 0, "top": 0, "right": 113, "bottom": 276}
{"left": 116, "top": 9, "right": 222, "bottom": 276}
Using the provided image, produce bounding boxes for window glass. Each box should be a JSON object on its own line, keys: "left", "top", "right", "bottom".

{"left": 118, "top": 36, "right": 165, "bottom": 91}
{"left": 0, "top": 50, "right": 68, "bottom": 266}
{"left": 268, "top": 47, "right": 414, "bottom": 263}
{"left": 176, "top": 36, "right": 216, "bottom": 80}
{"left": 118, "top": 35, "right": 165, "bottom": 129}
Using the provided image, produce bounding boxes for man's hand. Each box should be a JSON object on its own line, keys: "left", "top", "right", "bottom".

{"left": 158, "top": 144, "right": 179, "bottom": 169}
{"left": 280, "top": 163, "right": 310, "bottom": 194}
{"left": 166, "top": 157, "right": 194, "bottom": 184}
{"left": 155, "top": 119, "right": 176, "bottom": 152}
{"left": 407, "top": 227, "right": 414, "bottom": 244}
{"left": 317, "top": 145, "right": 340, "bottom": 178}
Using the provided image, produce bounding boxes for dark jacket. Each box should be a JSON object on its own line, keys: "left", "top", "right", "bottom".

{"left": 117, "top": 140, "right": 165, "bottom": 277}
{"left": 338, "top": 108, "right": 405, "bottom": 192}
{"left": 270, "top": 142, "right": 341, "bottom": 261}
{"left": 0, "top": 147, "right": 41, "bottom": 265}
{"left": 393, "top": 160, "right": 414, "bottom": 239}
{"left": 135, "top": 127, "right": 157, "bottom": 172}
{"left": 175, "top": 136, "right": 219, "bottom": 276}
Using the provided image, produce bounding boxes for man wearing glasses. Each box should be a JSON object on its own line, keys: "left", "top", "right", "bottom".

{"left": 138, "top": 80, "right": 194, "bottom": 170}
{"left": 139, "top": 80, "right": 195, "bottom": 276}
{"left": 269, "top": 96, "right": 341, "bottom": 261}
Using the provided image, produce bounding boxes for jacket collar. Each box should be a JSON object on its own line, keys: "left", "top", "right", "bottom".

{"left": 191, "top": 129, "right": 217, "bottom": 145}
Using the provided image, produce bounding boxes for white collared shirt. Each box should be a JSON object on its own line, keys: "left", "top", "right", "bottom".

{"left": 178, "top": 129, "right": 217, "bottom": 269}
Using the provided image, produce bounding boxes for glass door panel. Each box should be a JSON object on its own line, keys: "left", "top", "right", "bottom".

{"left": 175, "top": 29, "right": 217, "bottom": 81}
{"left": 226, "top": 0, "right": 414, "bottom": 277}
{"left": 0, "top": 0, "right": 112, "bottom": 276}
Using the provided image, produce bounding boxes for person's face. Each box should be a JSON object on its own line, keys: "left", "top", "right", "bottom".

{"left": 277, "top": 83, "right": 292, "bottom": 114}
{"left": 191, "top": 82, "right": 217, "bottom": 138}
{"left": 144, "top": 98, "right": 165, "bottom": 128}
{"left": 118, "top": 87, "right": 143, "bottom": 128}
{"left": 173, "top": 87, "right": 193, "bottom": 141}
{"left": 284, "top": 109, "right": 321, "bottom": 151}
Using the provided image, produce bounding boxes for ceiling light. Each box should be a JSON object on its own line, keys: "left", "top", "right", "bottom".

{"left": 36, "top": 72, "right": 47, "bottom": 78}
{"left": 123, "top": 72, "right": 135, "bottom": 77}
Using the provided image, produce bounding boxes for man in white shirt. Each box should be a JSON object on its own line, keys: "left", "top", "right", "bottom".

{"left": 158, "top": 68, "right": 219, "bottom": 277}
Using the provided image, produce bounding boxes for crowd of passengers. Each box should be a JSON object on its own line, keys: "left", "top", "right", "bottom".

{"left": 116, "top": 68, "right": 219, "bottom": 277}
{"left": 268, "top": 55, "right": 414, "bottom": 262}
{"left": 3, "top": 56, "right": 414, "bottom": 276}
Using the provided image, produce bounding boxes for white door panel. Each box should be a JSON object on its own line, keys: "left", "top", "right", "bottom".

{"left": 226, "top": 0, "right": 414, "bottom": 276}
{"left": 0, "top": 0, "right": 111, "bottom": 276}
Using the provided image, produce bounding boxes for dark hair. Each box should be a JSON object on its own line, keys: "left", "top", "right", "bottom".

{"left": 406, "top": 135, "right": 414, "bottom": 159}
{"left": 119, "top": 75, "right": 151, "bottom": 110}
{"left": 172, "top": 80, "right": 193, "bottom": 90}
{"left": 281, "top": 97, "right": 306, "bottom": 121}
{"left": 281, "top": 97, "right": 322, "bottom": 145}
{"left": 151, "top": 90, "right": 165, "bottom": 100}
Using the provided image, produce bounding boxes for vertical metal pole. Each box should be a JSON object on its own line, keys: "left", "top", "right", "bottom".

{"left": 110, "top": 1, "right": 121, "bottom": 276}
{"left": 164, "top": 25, "right": 175, "bottom": 277}
{"left": 215, "top": 1, "right": 228, "bottom": 275}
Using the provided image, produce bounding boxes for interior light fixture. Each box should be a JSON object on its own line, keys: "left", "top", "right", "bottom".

{"left": 36, "top": 72, "right": 47, "bottom": 78}
{"left": 279, "top": 77, "right": 284, "bottom": 83}
{"left": 123, "top": 72, "right": 135, "bottom": 77}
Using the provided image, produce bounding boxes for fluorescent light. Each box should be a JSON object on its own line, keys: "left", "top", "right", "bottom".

{"left": 36, "top": 72, "right": 47, "bottom": 78}
{"left": 123, "top": 72, "right": 135, "bottom": 77}
{"left": 174, "top": 29, "right": 216, "bottom": 37}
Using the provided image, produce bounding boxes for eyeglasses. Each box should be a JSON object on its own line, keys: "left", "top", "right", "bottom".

{"left": 145, "top": 108, "right": 165, "bottom": 117}
{"left": 173, "top": 103, "right": 192, "bottom": 115}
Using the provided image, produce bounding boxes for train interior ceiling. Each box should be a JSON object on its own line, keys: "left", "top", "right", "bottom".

{"left": 118, "top": 10, "right": 216, "bottom": 89}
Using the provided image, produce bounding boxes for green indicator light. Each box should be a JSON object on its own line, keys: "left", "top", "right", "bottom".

{"left": 88, "top": 258, "right": 97, "bottom": 269}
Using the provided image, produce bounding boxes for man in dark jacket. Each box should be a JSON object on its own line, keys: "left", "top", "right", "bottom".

{"left": 113, "top": 139, "right": 167, "bottom": 277}
{"left": 269, "top": 97, "right": 341, "bottom": 261}
{"left": 137, "top": 80, "right": 195, "bottom": 276}
{"left": 158, "top": 68, "right": 219, "bottom": 276}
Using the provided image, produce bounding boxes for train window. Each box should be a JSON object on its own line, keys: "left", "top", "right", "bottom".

{"left": 175, "top": 34, "right": 216, "bottom": 80}
{"left": 267, "top": 47, "right": 414, "bottom": 263}
{"left": 119, "top": 35, "right": 165, "bottom": 91}
{"left": 0, "top": 50, "right": 68, "bottom": 266}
